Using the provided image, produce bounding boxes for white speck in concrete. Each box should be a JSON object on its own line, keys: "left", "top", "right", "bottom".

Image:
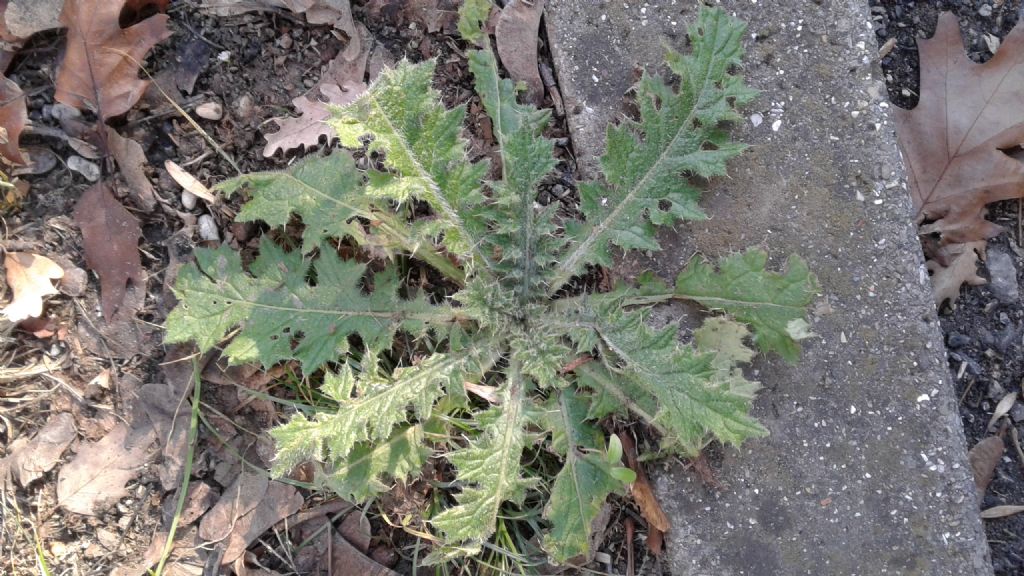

{"left": 917, "top": 393, "right": 930, "bottom": 403}
{"left": 850, "top": 405, "right": 856, "bottom": 415}
{"left": 750, "top": 113, "right": 763, "bottom": 127}
{"left": 771, "top": 119, "right": 782, "bottom": 132}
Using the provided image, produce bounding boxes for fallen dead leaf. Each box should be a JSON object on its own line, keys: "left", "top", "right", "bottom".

{"left": 57, "top": 420, "right": 157, "bottom": 515}
{"left": 894, "top": 12, "right": 1024, "bottom": 304}
{"left": 165, "top": 159, "right": 215, "bottom": 203}
{"left": 73, "top": 182, "right": 145, "bottom": 319}
{"left": 330, "top": 527, "right": 400, "bottom": 576}
{"left": 262, "top": 24, "right": 373, "bottom": 157}
{"left": 365, "top": 0, "right": 457, "bottom": 34}
{"left": 0, "top": 412, "right": 76, "bottom": 488}
{"left": 980, "top": 505, "right": 1024, "bottom": 519}
{"left": 927, "top": 241, "right": 986, "bottom": 308}
{"left": 969, "top": 435, "right": 1005, "bottom": 496}
{"left": 988, "top": 391, "right": 1018, "bottom": 433}
{"left": 495, "top": 0, "right": 545, "bottom": 106}
{"left": 55, "top": 0, "right": 171, "bottom": 120}
{"left": 1, "top": 252, "right": 65, "bottom": 322}
{"left": 107, "top": 126, "right": 157, "bottom": 210}
{"left": 0, "top": 75, "right": 27, "bottom": 164}
{"left": 617, "top": 431, "right": 670, "bottom": 532}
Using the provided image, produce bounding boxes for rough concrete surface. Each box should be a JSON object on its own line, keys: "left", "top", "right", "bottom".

{"left": 545, "top": 1, "right": 992, "bottom": 574}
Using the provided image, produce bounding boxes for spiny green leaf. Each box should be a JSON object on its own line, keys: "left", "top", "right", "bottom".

{"left": 316, "top": 425, "right": 430, "bottom": 502}
{"left": 590, "top": 306, "right": 766, "bottom": 455}
{"left": 269, "top": 352, "right": 473, "bottom": 477}
{"left": 458, "top": 0, "right": 492, "bottom": 45}
{"left": 166, "top": 239, "right": 456, "bottom": 372}
{"left": 328, "top": 60, "right": 492, "bottom": 268}
{"left": 675, "top": 249, "right": 817, "bottom": 362}
{"left": 431, "top": 363, "right": 535, "bottom": 546}
{"left": 221, "top": 153, "right": 369, "bottom": 253}
{"left": 541, "top": 389, "right": 626, "bottom": 563}
{"left": 467, "top": 47, "right": 563, "bottom": 298}
{"left": 552, "top": 7, "right": 757, "bottom": 291}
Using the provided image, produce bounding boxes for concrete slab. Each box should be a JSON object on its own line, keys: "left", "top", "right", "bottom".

{"left": 545, "top": 1, "right": 992, "bottom": 574}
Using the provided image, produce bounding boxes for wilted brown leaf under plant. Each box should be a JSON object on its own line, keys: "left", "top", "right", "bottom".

{"left": 495, "top": 0, "right": 545, "bottom": 106}
{"left": 894, "top": 12, "right": 1024, "bottom": 305}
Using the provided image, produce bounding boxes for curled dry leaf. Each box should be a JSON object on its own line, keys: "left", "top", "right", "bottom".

{"left": 55, "top": 0, "right": 171, "bottom": 120}
{"left": 894, "top": 12, "right": 1024, "bottom": 304}
{"left": 165, "top": 159, "right": 215, "bottom": 203}
{"left": 927, "top": 241, "right": 986, "bottom": 307}
{"left": 987, "top": 391, "right": 1018, "bottom": 433}
{"left": 968, "top": 435, "right": 1005, "bottom": 496}
{"left": 495, "top": 0, "right": 546, "bottom": 106}
{"left": 263, "top": 24, "right": 373, "bottom": 157}
{"left": 107, "top": 126, "right": 157, "bottom": 210}
{"left": 980, "top": 505, "right": 1024, "bottom": 519}
{"left": 0, "top": 75, "right": 27, "bottom": 164}
{"left": 1, "top": 252, "right": 64, "bottom": 322}
{"left": 73, "top": 182, "right": 145, "bottom": 319}
{"left": 617, "top": 431, "right": 670, "bottom": 532}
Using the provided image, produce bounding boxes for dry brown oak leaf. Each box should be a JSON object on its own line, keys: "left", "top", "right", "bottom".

{"left": 55, "top": 0, "right": 171, "bottom": 120}
{"left": 0, "top": 75, "right": 27, "bottom": 164}
{"left": 895, "top": 11, "right": 1024, "bottom": 244}
{"left": 73, "top": 182, "right": 145, "bottom": 319}
{"left": 1, "top": 252, "right": 64, "bottom": 322}
{"left": 57, "top": 420, "right": 157, "bottom": 515}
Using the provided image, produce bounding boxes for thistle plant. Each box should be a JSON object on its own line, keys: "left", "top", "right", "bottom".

{"left": 165, "top": 3, "right": 817, "bottom": 564}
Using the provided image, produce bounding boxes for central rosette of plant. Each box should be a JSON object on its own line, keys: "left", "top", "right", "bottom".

{"left": 165, "top": 3, "right": 816, "bottom": 564}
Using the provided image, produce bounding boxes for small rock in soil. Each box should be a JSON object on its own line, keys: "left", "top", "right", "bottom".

{"left": 181, "top": 190, "right": 197, "bottom": 210}
{"left": 59, "top": 266, "right": 88, "bottom": 297}
{"left": 989, "top": 380, "right": 1006, "bottom": 401}
{"left": 68, "top": 155, "right": 100, "bottom": 182}
{"left": 947, "top": 331, "right": 971, "bottom": 348}
{"left": 198, "top": 214, "right": 219, "bottom": 241}
{"left": 1011, "top": 404, "right": 1024, "bottom": 423}
{"left": 986, "top": 248, "right": 1020, "bottom": 303}
{"left": 196, "top": 101, "right": 223, "bottom": 121}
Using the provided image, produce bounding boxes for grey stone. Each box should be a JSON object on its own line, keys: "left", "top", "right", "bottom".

{"left": 545, "top": 1, "right": 991, "bottom": 575}
{"left": 985, "top": 249, "right": 1019, "bottom": 304}
{"left": 947, "top": 331, "right": 972, "bottom": 349}
{"left": 1011, "top": 404, "right": 1024, "bottom": 424}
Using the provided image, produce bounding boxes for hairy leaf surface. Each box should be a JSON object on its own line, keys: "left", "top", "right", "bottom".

{"left": 552, "top": 8, "right": 757, "bottom": 291}
{"left": 166, "top": 240, "right": 455, "bottom": 373}
{"left": 541, "top": 389, "right": 626, "bottom": 562}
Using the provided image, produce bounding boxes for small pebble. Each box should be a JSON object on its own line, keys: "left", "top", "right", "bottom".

{"left": 198, "top": 214, "right": 220, "bottom": 241}
{"left": 68, "top": 155, "right": 100, "bottom": 182}
{"left": 1011, "top": 404, "right": 1024, "bottom": 423}
{"left": 978, "top": 4, "right": 992, "bottom": 17}
{"left": 195, "top": 102, "right": 223, "bottom": 121}
{"left": 750, "top": 112, "right": 763, "bottom": 127}
{"left": 946, "top": 332, "right": 971, "bottom": 349}
{"left": 233, "top": 94, "right": 254, "bottom": 121}
{"left": 59, "top": 266, "right": 88, "bottom": 297}
{"left": 986, "top": 249, "right": 1020, "bottom": 304}
{"left": 181, "top": 190, "right": 197, "bottom": 210}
